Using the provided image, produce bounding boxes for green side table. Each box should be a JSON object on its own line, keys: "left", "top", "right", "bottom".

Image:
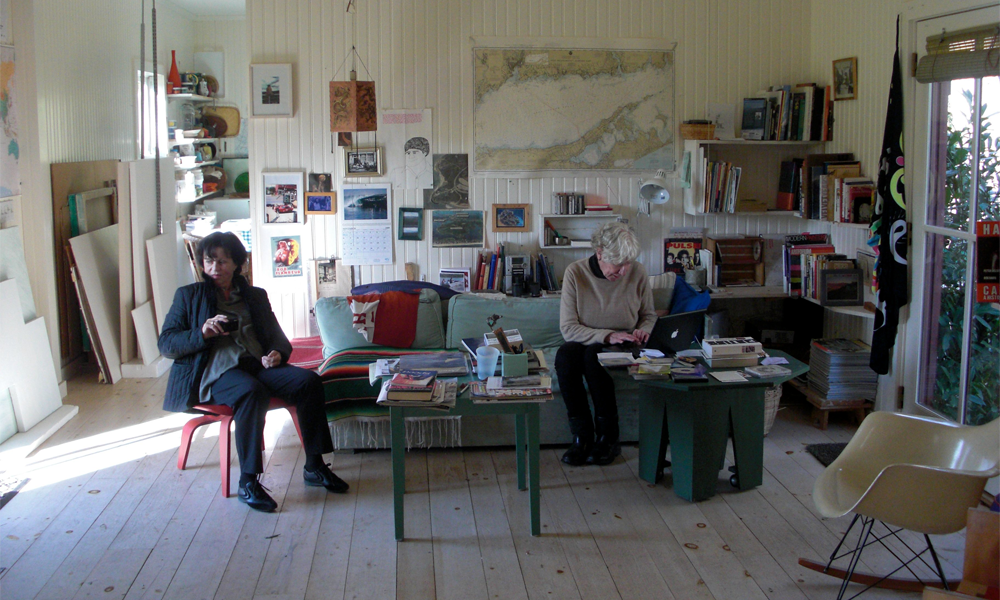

{"left": 633, "top": 350, "right": 808, "bottom": 502}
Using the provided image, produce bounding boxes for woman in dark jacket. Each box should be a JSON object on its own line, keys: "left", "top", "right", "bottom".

{"left": 158, "top": 232, "right": 346, "bottom": 512}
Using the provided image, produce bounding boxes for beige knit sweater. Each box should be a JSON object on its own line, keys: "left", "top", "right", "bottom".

{"left": 559, "top": 256, "right": 657, "bottom": 345}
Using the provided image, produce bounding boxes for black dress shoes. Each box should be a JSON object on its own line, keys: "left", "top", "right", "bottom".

{"left": 304, "top": 463, "right": 350, "bottom": 493}
{"left": 587, "top": 438, "right": 621, "bottom": 465}
{"left": 238, "top": 478, "right": 278, "bottom": 512}
{"left": 561, "top": 436, "right": 594, "bottom": 466}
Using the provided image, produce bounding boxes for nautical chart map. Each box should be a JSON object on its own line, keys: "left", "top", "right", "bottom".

{"left": 473, "top": 46, "right": 675, "bottom": 172}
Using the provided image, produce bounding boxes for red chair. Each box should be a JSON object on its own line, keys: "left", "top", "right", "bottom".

{"left": 177, "top": 397, "right": 304, "bottom": 497}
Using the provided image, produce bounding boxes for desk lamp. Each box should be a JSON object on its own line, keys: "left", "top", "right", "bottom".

{"left": 638, "top": 169, "right": 670, "bottom": 215}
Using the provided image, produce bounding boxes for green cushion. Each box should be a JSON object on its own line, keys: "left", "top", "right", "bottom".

{"left": 445, "top": 294, "right": 563, "bottom": 349}
{"left": 315, "top": 288, "right": 445, "bottom": 357}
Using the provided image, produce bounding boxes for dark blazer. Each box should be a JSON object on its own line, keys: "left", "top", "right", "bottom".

{"left": 158, "top": 275, "right": 293, "bottom": 412}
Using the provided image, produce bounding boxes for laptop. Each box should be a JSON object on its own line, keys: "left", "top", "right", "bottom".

{"left": 645, "top": 309, "right": 706, "bottom": 355}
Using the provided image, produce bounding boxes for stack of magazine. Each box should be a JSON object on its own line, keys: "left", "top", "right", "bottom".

{"left": 807, "top": 339, "right": 877, "bottom": 402}
{"left": 376, "top": 378, "right": 458, "bottom": 411}
{"left": 470, "top": 374, "right": 552, "bottom": 403}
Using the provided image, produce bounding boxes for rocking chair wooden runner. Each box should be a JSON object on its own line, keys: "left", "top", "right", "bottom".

{"left": 799, "top": 412, "right": 999, "bottom": 600}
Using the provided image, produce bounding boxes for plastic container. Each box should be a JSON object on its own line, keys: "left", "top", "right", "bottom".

{"left": 476, "top": 347, "right": 500, "bottom": 380}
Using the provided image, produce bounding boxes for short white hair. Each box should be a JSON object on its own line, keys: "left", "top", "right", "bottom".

{"left": 591, "top": 221, "right": 640, "bottom": 265}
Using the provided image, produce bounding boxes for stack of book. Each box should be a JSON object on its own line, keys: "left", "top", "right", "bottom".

{"left": 384, "top": 370, "right": 437, "bottom": 401}
{"left": 376, "top": 377, "right": 458, "bottom": 411}
{"left": 807, "top": 339, "right": 878, "bottom": 402}
{"left": 782, "top": 233, "right": 835, "bottom": 296}
{"left": 551, "top": 192, "right": 587, "bottom": 214}
{"left": 742, "top": 83, "right": 833, "bottom": 142}
{"left": 470, "top": 375, "right": 552, "bottom": 403}
{"left": 701, "top": 337, "right": 765, "bottom": 368}
{"left": 699, "top": 161, "right": 743, "bottom": 214}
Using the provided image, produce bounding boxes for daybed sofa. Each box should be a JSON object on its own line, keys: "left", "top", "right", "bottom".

{"left": 314, "top": 276, "right": 678, "bottom": 450}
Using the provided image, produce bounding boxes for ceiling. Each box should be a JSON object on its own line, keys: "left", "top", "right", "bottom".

{"left": 167, "top": 0, "right": 245, "bottom": 17}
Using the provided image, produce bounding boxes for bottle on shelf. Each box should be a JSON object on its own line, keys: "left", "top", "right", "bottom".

{"left": 168, "top": 50, "right": 182, "bottom": 94}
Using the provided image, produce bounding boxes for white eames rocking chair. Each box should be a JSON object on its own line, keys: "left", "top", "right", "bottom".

{"left": 800, "top": 411, "right": 999, "bottom": 600}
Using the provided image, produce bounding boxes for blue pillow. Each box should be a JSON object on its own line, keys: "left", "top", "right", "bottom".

{"left": 351, "top": 280, "right": 461, "bottom": 300}
{"left": 669, "top": 277, "right": 711, "bottom": 314}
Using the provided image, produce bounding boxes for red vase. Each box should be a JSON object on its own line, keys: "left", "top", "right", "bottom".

{"left": 168, "top": 50, "right": 182, "bottom": 94}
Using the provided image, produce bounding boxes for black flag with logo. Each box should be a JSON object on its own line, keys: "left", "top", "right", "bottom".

{"left": 867, "top": 19, "right": 908, "bottom": 374}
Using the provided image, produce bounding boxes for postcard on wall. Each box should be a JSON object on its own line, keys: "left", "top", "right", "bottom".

{"left": 271, "top": 235, "right": 303, "bottom": 278}
{"left": 439, "top": 268, "right": 471, "bottom": 293}
{"left": 308, "top": 172, "right": 332, "bottom": 192}
{"left": 424, "top": 154, "right": 469, "bottom": 209}
{"left": 262, "top": 171, "right": 303, "bottom": 224}
{"left": 380, "top": 109, "right": 433, "bottom": 190}
{"left": 313, "top": 258, "right": 353, "bottom": 299}
{"left": 431, "top": 210, "right": 484, "bottom": 248}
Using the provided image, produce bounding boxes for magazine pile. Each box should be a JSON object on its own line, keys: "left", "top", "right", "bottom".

{"left": 376, "top": 371, "right": 458, "bottom": 412}
{"left": 807, "top": 338, "right": 877, "bottom": 403}
{"left": 470, "top": 374, "right": 552, "bottom": 404}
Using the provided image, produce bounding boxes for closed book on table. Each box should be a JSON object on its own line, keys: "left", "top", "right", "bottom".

{"left": 702, "top": 337, "right": 763, "bottom": 357}
{"left": 704, "top": 353, "right": 764, "bottom": 368}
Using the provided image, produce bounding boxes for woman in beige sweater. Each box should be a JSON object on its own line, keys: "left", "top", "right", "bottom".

{"left": 557, "top": 222, "right": 657, "bottom": 465}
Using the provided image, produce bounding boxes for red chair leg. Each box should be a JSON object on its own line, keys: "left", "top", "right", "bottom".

{"left": 220, "top": 415, "right": 234, "bottom": 497}
{"left": 178, "top": 414, "right": 221, "bottom": 470}
{"left": 285, "top": 405, "right": 305, "bottom": 447}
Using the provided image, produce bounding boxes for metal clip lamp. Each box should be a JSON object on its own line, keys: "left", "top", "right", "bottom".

{"left": 638, "top": 169, "right": 670, "bottom": 215}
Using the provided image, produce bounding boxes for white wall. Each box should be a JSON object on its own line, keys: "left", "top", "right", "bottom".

{"left": 193, "top": 17, "right": 249, "bottom": 117}
{"left": 246, "top": 0, "right": 826, "bottom": 336}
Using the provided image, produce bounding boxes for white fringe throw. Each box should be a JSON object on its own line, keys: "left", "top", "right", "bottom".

{"left": 329, "top": 416, "right": 462, "bottom": 450}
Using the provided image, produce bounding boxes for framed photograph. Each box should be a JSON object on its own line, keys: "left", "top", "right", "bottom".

{"left": 305, "top": 192, "right": 336, "bottom": 215}
{"left": 832, "top": 57, "right": 857, "bottom": 101}
{"left": 439, "top": 268, "right": 471, "bottom": 293}
{"left": 270, "top": 235, "right": 303, "bottom": 278}
{"left": 341, "top": 183, "right": 391, "bottom": 223}
{"left": 492, "top": 203, "right": 530, "bottom": 233}
{"left": 262, "top": 171, "right": 303, "bottom": 224}
{"left": 312, "top": 258, "right": 353, "bottom": 300}
{"left": 431, "top": 210, "right": 484, "bottom": 248}
{"left": 345, "top": 147, "right": 383, "bottom": 176}
{"left": 250, "top": 63, "right": 293, "bottom": 117}
{"left": 398, "top": 207, "right": 424, "bottom": 240}
{"left": 819, "top": 269, "right": 863, "bottom": 306}
{"left": 308, "top": 173, "right": 332, "bottom": 192}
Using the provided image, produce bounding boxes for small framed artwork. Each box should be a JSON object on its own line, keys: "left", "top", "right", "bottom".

{"left": 398, "top": 207, "right": 424, "bottom": 240}
{"left": 262, "top": 171, "right": 303, "bottom": 224}
{"left": 439, "top": 268, "right": 471, "bottom": 293}
{"left": 431, "top": 210, "right": 485, "bottom": 248}
{"left": 312, "top": 258, "right": 353, "bottom": 300}
{"left": 337, "top": 132, "right": 353, "bottom": 147}
{"left": 250, "top": 63, "right": 294, "bottom": 117}
{"left": 832, "top": 57, "right": 857, "bottom": 101}
{"left": 305, "top": 192, "right": 336, "bottom": 215}
{"left": 308, "top": 173, "right": 332, "bottom": 192}
{"left": 819, "top": 269, "right": 863, "bottom": 306}
{"left": 345, "top": 147, "right": 382, "bottom": 176}
{"left": 492, "top": 203, "right": 530, "bottom": 233}
{"left": 271, "top": 235, "right": 303, "bottom": 278}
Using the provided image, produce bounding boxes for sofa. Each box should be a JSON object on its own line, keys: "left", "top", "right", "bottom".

{"left": 314, "top": 276, "right": 677, "bottom": 450}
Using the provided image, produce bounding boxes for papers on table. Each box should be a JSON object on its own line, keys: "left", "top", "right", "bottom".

{"left": 710, "top": 371, "right": 748, "bottom": 383}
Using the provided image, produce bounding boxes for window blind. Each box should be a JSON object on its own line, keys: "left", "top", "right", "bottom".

{"left": 915, "top": 23, "right": 999, "bottom": 83}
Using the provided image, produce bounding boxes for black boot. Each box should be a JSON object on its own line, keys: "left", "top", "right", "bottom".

{"left": 561, "top": 416, "right": 594, "bottom": 466}
{"left": 588, "top": 416, "right": 621, "bottom": 465}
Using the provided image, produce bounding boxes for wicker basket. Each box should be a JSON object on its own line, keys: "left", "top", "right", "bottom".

{"left": 679, "top": 122, "right": 716, "bottom": 140}
{"left": 763, "top": 384, "right": 782, "bottom": 435}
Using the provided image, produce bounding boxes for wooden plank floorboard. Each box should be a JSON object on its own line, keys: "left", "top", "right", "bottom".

{"left": 341, "top": 451, "right": 396, "bottom": 599}
{"left": 394, "top": 450, "right": 435, "bottom": 600}
{"left": 464, "top": 449, "right": 528, "bottom": 600}
{"left": 303, "top": 450, "right": 363, "bottom": 600}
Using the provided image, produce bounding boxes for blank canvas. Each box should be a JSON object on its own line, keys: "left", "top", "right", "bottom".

{"left": 0, "top": 226, "right": 37, "bottom": 322}
{"left": 131, "top": 302, "right": 159, "bottom": 366}
{"left": 147, "top": 231, "right": 178, "bottom": 334}
{"left": 69, "top": 225, "right": 122, "bottom": 384}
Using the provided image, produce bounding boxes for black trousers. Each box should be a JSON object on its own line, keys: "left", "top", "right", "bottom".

{"left": 554, "top": 342, "right": 617, "bottom": 434}
{"left": 208, "top": 362, "right": 334, "bottom": 475}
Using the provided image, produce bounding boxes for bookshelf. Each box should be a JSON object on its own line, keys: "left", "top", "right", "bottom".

{"left": 540, "top": 213, "right": 620, "bottom": 249}
{"left": 683, "top": 139, "right": 825, "bottom": 216}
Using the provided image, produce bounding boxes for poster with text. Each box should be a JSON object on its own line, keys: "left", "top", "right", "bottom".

{"left": 977, "top": 221, "right": 998, "bottom": 303}
{"left": 271, "top": 235, "right": 302, "bottom": 278}
{"left": 380, "top": 109, "right": 433, "bottom": 190}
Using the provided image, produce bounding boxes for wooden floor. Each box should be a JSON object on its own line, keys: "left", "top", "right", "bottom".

{"left": 0, "top": 372, "right": 965, "bottom": 600}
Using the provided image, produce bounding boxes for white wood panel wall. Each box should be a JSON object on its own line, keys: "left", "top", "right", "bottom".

{"left": 193, "top": 18, "right": 249, "bottom": 117}
{"left": 247, "top": 0, "right": 823, "bottom": 336}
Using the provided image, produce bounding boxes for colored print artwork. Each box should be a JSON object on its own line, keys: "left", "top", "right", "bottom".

{"left": 271, "top": 236, "right": 302, "bottom": 278}
{"left": 1, "top": 46, "right": 18, "bottom": 199}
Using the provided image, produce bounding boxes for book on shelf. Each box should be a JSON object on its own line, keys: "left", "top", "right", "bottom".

{"left": 702, "top": 337, "right": 763, "bottom": 357}
{"left": 744, "top": 364, "right": 792, "bottom": 378}
{"left": 825, "top": 162, "right": 862, "bottom": 221}
{"left": 741, "top": 97, "right": 768, "bottom": 140}
{"left": 802, "top": 153, "right": 854, "bottom": 219}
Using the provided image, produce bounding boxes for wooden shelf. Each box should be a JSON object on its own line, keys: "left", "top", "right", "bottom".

{"left": 694, "top": 139, "right": 827, "bottom": 146}
{"left": 171, "top": 136, "right": 218, "bottom": 147}
{"left": 800, "top": 296, "right": 876, "bottom": 318}
{"left": 167, "top": 93, "right": 214, "bottom": 102}
{"left": 174, "top": 159, "right": 221, "bottom": 171}
{"left": 707, "top": 285, "right": 789, "bottom": 299}
{"left": 541, "top": 212, "right": 619, "bottom": 249}
{"left": 540, "top": 213, "right": 619, "bottom": 219}
{"left": 178, "top": 189, "right": 224, "bottom": 204}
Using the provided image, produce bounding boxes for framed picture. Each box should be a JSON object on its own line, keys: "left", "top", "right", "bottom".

{"left": 439, "top": 268, "right": 471, "bottom": 293}
{"left": 345, "top": 147, "right": 382, "bottom": 176}
{"left": 819, "top": 269, "right": 863, "bottom": 306}
{"left": 832, "top": 57, "right": 857, "bottom": 101}
{"left": 308, "top": 173, "right": 332, "bottom": 192}
{"left": 398, "top": 207, "right": 424, "bottom": 240}
{"left": 312, "top": 258, "right": 353, "bottom": 300}
{"left": 341, "top": 183, "right": 391, "bottom": 223}
{"left": 431, "top": 210, "right": 484, "bottom": 248}
{"left": 250, "top": 63, "right": 293, "bottom": 117}
{"left": 270, "top": 235, "right": 303, "bottom": 278}
{"left": 262, "top": 171, "right": 303, "bottom": 224}
{"left": 492, "top": 203, "right": 530, "bottom": 233}
{"left": 305, "top": 192, "right": 336, "bottom": 215}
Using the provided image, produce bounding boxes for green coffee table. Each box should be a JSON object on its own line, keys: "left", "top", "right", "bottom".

{"left": 634, "top": 350, "right": 808, "bottom": 501}
{"left": 389, "top": 392, "right": 541, "bottom": 541}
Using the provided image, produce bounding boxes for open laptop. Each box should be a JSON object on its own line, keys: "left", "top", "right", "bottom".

{"left": 645, "top": 309, "right": 706, "bottom": 355}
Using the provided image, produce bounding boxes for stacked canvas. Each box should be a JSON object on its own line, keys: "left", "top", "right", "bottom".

{"left": 807, "top": 339, "right": 878, "bottom": 403}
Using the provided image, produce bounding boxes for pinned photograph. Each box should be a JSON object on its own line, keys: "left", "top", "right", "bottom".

{"left": 492, "top": 204, "right": 530, "bottom": 233}
{"left": 424, "top": 154, "right": 469, "bottom": 209}
{"left": 262, "top": 171, "right": 303, "bottom": 224}
{"left": 439, "top": 269, "right": 471, "bottom": 293}
{"left": 431, "top": 210, "right": 484, "bottom": 248}
{"left": 271, "top": 235, "right": 302, "bottom": 278}
{"left": 250, "top": 63, "right": 293, "bottom": 117}
{"left": 305, "top": 192, "right": 336, "bottom": 215}
{"left": 345, "top": 148, "right": 382, "bottom": 176}
{"left": 308, "top": 173, "right": 332, "bottom": 192}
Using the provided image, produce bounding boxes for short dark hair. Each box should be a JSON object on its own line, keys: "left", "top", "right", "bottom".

{"left": 404, "top": 136, "right": 430, "bottom": 156}
{"left": 197, "top": 232, "right": 247, "bottom": 274}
